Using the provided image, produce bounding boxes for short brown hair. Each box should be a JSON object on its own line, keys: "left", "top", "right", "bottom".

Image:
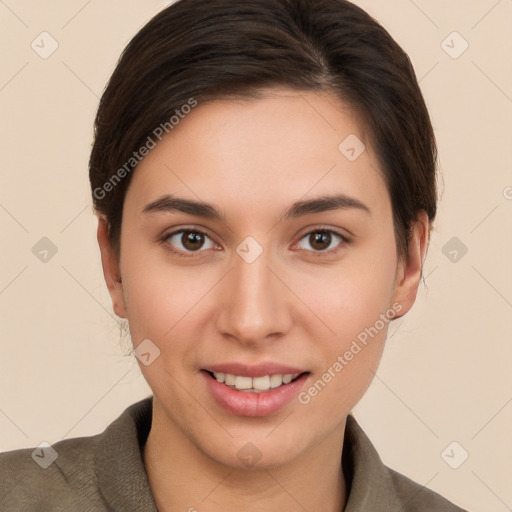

{"left": 89, "top": 0, "right": 437, "bottom": 261}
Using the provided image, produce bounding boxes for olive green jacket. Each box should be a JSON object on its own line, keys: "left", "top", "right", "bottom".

{"left": 0, "top": 397, "right": 468, "bottom": 511}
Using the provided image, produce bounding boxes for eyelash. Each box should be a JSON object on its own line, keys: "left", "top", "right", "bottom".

{"left": 160, "top": 226, "right": 350, "bottom": 258}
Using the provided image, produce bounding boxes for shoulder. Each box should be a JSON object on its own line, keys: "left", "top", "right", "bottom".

{"left": 386, "top": 467, "right": 468, "bottom": 511}
{"left": 0, "top": 433, "right": 106, "bottom": 511}
{"left": 344, "top": 414, "right": 468, "bottom": 511}
{"left": 0, "top": 397, "right": 155, "bottom": 512}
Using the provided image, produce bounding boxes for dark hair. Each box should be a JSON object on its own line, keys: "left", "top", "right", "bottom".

{"left": 89, "top": 0, "right": 437, "bottom": 262}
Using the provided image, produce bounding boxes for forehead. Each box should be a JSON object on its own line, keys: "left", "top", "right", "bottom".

{"left": 124, "top": 89, "right": 390, "bottom": 222}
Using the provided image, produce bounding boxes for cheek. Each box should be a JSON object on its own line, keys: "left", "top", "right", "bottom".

{"left": 118, "top": 223, "right": 211, "bottom": 337}
{"left": 297, "top": 234, "right": 398, "bottom": 408}
{"left": 122, "top": 263, "right": 203, "bottom": 343}
{"left": 120, "top": 261, "right": 206, "bottom": 399}
{"left": 300, "top": 234, "right": 398, "bottom": 345}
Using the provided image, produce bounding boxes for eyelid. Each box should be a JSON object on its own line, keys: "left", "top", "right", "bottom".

{"left": 296, "top": 225, "right": 351, "bottom": 241}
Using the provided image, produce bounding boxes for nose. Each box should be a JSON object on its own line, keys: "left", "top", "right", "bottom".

{"left": 215, "top": 248, "right": 293, "bottom": 346}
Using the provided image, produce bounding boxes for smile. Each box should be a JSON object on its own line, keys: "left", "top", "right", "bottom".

{"left": 210, "top": 372, "right": 303, "bottom": 393}
{"left": 202, "top": 368, "right": 310, "bottom": 417}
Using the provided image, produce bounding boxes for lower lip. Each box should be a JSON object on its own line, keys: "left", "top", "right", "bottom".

{"left": 202, "top": 371, "right": 309, "bottom": 417}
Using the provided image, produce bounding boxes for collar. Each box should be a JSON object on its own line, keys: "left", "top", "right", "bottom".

{"left": 343, "top": 414, "right": 404, "bottom": 510}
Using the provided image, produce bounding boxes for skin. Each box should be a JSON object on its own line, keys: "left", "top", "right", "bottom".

{"left": 97, "top": 88, "right": 429, "bottom": 511}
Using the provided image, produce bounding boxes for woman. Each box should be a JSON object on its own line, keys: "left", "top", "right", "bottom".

{"left": 0, "top": 0, "right": 468, "bottom": 510}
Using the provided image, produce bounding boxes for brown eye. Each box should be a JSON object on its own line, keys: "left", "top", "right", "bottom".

{"left": 164, "top": 229, "right": 216, "bottom": 254}
{"left": 181, "top": 231, "right": 205, "bottom": 251}
{"left": 310, "top": 231, "right": 332, "bottom": 251}
{"left": 297, "top": 230, "right": 347, "bottom": 253}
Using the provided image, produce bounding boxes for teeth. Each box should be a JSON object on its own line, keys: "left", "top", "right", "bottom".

{"left": 270, "top": 374, "right": 283, "bottom": 388}
{"left": 235, "top": 376, "right": 252, "bottom": 390}
{"left": 253, "top": 375, "right": 270, "bottom": 390}
{"left": 212, "top": 372, "right": 300, "bottom": 392}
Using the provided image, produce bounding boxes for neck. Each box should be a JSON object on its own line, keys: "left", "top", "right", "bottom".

{"left": 142, "top": 399, "right": 347, "bottom": 512}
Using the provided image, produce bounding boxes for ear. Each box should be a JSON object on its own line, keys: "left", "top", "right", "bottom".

{"left": 390, "top": 210, "right": 430, "bottom": 319}
{"left": 96, "top": 216, "right": 127, "bottom": 318}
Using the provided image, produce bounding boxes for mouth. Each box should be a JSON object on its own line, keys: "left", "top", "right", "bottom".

{"left": 201, "top": 366, "right": 311, "bottom": 417}
{"left": 204, "top": 370, "right": 308, "bottom": 393}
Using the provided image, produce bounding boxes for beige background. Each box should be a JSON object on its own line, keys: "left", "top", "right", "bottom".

{"left": 1, "top": 1, "right": 511, "bottom": 511}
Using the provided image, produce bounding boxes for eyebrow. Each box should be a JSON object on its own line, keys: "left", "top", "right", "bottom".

{"left": 142, "top": 193, "right": 371, "bottom": 221}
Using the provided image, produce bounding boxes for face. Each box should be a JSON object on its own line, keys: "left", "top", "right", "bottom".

{"left": 98, "top": 88, "right": 427, "bottom": 470}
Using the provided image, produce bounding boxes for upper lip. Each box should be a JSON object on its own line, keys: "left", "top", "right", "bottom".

{"left": 203, "top": 362, "right": 309, "bottom": 378}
